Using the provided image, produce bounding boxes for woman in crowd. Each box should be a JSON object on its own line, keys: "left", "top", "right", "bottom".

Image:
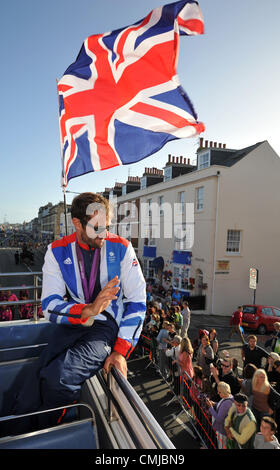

{"left": 192, "top": 329, "right": 209, "bottom": 361}
{"left": 197, "top": 334, "right": 215, "bottom": 378}
{"left": 265, "top": 352, "right": 280, "bottom": 382}
{"left": 251, "top": 369, "right": 274, "bottom": 429}
{"left": 209, "top": 328, "right": 219, "bottom": 358}
{"left": 145, "top": 310, "right": 160, "bottom": 333}
{"left": 190, "top": 366, "right": 203, "bottom": 397}
{"left": 178, "top": 337, "right": 194, "bottom": 379}
{"left": 206, "top": 381, "right": 234, "bottom": 449}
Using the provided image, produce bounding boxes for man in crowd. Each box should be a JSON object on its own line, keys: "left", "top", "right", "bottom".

{"left": 165, "top": 335, "right": 182, "bottom": 395}
{"left": 229, "top": 306, "right": 245, "bottom": 344}
{"left": 210, "top": 357, "right": 241, "bottom": 396}
{"left": 242, "top": 335, "right": 269, "bottom": 370}
{"left": 181, "top": 301, "right": 191, "bottom": 338}
{"left": 224, "top": 393, "right": 257, "bottom": 449}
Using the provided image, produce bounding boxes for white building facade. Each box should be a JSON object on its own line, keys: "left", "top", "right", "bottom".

{"left": 115, "top": 139, "right": 280, "bottom": 316}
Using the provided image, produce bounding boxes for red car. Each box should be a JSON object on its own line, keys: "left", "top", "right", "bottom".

{"left": 242, "top": 304, "right": 280, "bottom": 335}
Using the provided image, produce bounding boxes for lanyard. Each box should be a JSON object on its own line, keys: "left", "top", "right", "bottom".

{"left": 76, "top": 242, "right": 100, "bottom": 303}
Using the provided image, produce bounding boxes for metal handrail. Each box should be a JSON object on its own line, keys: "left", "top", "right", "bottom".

{"left": 110, "top": 367, "right": 175, "bottom": 449}
{"left": 0, "top": 300, "right": 41, "bottom": 307}
{"left": 0, "top": 286, "right": 41, "bottom": 291}
{"left": 0, "top": 403, "right": 95, "bottom": 424}
{"left": 0, "top": 272, "right": 42, "bottom": 276}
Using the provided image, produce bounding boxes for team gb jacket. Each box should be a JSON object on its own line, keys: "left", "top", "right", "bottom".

{"left": 41, "top": 232, "right": 146, "bottom": 358}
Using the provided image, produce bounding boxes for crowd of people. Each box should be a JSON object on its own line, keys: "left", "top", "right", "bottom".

{"left": 1, "top": 268, "right": 280, "bottom": 449}
{"left": 0, "top": 287, "right": 43, "bottom": 321}
{"left": 140, "top": 288, "right": 280, "bottom": 450}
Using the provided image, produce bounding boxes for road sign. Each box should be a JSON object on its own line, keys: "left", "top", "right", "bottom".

{"left": 249, "top": 268, "right": 258, "bottom": 290}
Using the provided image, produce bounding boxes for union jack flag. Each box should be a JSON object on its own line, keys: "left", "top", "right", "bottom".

{"left": 57, "top": 1, "right": 205, "bottom": 187}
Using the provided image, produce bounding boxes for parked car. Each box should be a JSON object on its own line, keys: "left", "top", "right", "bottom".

{"left": 242, "top": 305, "right": 280, "bottom": 335}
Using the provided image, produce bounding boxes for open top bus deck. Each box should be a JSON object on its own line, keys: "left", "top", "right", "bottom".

{"left": 0, "top": 271, "right": 175, "bottom": 450}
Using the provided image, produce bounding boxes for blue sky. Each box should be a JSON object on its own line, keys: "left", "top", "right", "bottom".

{"left": 1, "top": 0, "right": 279, "bottom": 223}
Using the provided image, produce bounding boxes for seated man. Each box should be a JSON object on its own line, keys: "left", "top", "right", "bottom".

{"left": 8, "top": 192, "right": 146, "bottom": 429}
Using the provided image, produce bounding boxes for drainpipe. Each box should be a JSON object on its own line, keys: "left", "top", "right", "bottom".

{"left": 211, "top": 171, "right": 220, "bottom": 314}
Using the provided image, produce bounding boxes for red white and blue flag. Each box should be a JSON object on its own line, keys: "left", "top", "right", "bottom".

{"left": 57, "top": 0, "right": 205, "bottom": 187}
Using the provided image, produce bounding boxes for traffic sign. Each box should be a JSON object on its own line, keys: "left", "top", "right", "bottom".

{"left": 249, "top": 268, "right": 258, "bottom": 290}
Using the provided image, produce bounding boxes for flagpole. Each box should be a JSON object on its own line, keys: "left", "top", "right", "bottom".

{"left": 63, "top": 186, "right": 68, "bottom": 236}
{"left": 56, "top": 77, "right": 68, "bottom": 237}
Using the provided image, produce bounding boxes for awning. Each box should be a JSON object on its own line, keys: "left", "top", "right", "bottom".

{"left": 173, "top": 250, "right": 192, "bottom": 265}
{"left": 143, "top": 246, "right": 156, "bottom": 258}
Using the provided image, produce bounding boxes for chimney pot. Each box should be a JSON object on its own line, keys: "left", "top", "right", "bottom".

{"left": 200, "top": 137, "right": 204, "bottom": 147}
{"left": 223, "top": 144, "right": 226, "bottom": 149}
{"left": 210, "top": 141, "right": 213, "bottom": 147}
{"left": 183, "top": 158, "right": 186, "bottom": 164}
{"left": 205, "top": 140, "right": 208, "bottom": 147}
{"left": 176, "top": 157, "right": 179, "bottom": 163}
{"left": 218, "top": 143, "right": 222, "bottom": 148}
{"left": 188, "top": 158, "right": 190, "bottom": 165}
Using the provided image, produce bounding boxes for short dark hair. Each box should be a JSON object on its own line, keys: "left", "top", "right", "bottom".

{"left": 243, "top": 363, "right": 257, "bottom": 379}
{"left": 71, "top": 192, "right": 110, "bottom": 228}
{"left": 234, "top": 393, "right": 248, "bottom": 404}
{"left": 261, "top": 416, "right": 277, "bottom": 432}
{"left": 247, "top": 334, "right": 257, "bottom": 341}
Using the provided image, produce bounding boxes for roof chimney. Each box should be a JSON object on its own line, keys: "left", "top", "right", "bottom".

{"left": 205, "top": 140, "right": 208, "bottom": 148}
{"left": 200, "top": 137, "right": 204, "bottom": 148}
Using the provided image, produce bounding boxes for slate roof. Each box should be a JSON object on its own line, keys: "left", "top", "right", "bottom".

{"left": 205, "top": 141, "right": 266, "bottom": 167}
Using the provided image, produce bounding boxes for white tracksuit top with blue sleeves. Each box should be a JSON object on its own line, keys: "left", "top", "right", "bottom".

{"left": 41, "top": 232, "right": 146, "bottom": 358}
